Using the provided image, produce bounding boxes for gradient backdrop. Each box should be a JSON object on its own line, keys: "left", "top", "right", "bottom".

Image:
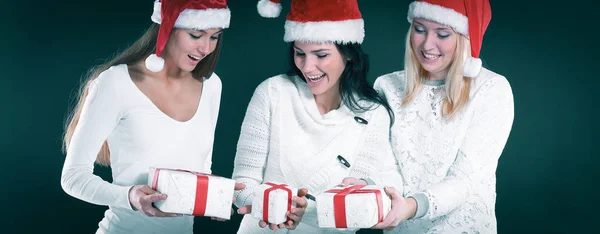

{"left": 1, "top": 0, "right": 597, "bottom": 233}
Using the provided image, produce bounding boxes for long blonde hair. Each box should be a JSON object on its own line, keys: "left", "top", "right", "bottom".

{"left": 402, "top": 25, "right": 473, "bottom": 118}
{"left": 63, "top": 24, "right": 224, "bottom": 166}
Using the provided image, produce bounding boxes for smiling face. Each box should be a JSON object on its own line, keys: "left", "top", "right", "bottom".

{"left": 292, "top": 41, "right": 347, "bottom": 98}
{"left": 411, "top": 18, "right": 458, "bottom": 80}
{"left": 163, "top": 28, "right": 223, "bottom": 72}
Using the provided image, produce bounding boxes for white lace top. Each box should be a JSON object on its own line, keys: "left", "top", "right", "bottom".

{"left": 374, "top": 68, "right": 514, "bottom": 234}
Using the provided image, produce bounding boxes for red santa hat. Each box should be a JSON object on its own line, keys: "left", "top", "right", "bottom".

{"left": 407, "top": 0, "right": 492, "bottom": 77}
{"left": 256, "top": 0, "right": 364, "bottom": 44}
{"left": 145, "top": 0, "right": 231, "bottom": 72}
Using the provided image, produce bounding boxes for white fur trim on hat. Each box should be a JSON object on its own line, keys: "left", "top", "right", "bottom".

{"left": 284, "top": 19, "right": 364, "bottom": 44}
{"left": 257, "top": 0, "right": 281, "bottom": 18}
{"left": 151, "top": 2, "right": 231, "bottom": 29}
{"left": 145, "top": 54, "right": 165, "bottom": 72}
{"left": 463, "top": 56, "right": 482, "bottom": 77}
{"left": 407, "top": 1, "right": 468, "bottom": 36}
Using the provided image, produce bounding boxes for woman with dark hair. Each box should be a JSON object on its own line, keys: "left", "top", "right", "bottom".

{"left": 60, "top": 1, "right": 241, "bottom": 233}
{"left": 232, "top": 0, "right": 403, "bottom": 233}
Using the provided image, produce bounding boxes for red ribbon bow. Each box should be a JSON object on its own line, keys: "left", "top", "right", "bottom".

{"left": 263, "top": 182, "right": 293, "bottom": 223}
{"left": 151, "top": 168, "right": 214, "bottom": 216}
{"left": 325, "top": 185, "right": 384, "bottom": 228}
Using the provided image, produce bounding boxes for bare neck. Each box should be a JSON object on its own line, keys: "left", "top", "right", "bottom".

{"left": 314, "top": 89, "right": 342, "bottom": 115}
{"left": 157, "top": 59, "right": 194, "bottom": 82}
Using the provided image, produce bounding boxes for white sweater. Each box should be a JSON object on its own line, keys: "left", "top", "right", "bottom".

{"left": 374, "top": 68, "right": 514, "bottom": 234}
{"left": 60, "top": 64, "right": 221, "bottom": 234}
{"left": 232, "top": 74, "right": 403, "bottom": 234}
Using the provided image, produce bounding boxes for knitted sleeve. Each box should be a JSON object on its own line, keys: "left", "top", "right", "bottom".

{"left": 417, "top": 76, "right": 514, "bottom": 219}
{"left": 60, "top": 67, "right": 134, "bottom": 210}
{"left": 232, "top": 78, "right": 273, "bottom": 208}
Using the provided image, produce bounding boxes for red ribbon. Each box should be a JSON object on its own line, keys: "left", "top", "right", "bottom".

{"left": 263, "top": 182, "right": 293, "bottom": 223}
{"left": 151, "top": 168, "right": 212, "bottom": 216}
{"left": 325, "top": 185, "right": 384, "bottom": 228}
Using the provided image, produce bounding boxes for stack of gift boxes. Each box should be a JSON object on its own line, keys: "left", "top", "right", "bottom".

{"left": 148, "top": 167, "right": 391, "bottom": 228}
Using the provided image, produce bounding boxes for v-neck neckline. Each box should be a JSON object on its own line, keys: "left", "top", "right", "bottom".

{"left": 122, "top": 64, "right": 205, "bottom": 124}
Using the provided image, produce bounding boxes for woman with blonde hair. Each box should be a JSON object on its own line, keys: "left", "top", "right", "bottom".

{"left": 60, "top": 1, "right": 240, "bottom": 233}
{"left": 345, "top": 0, "right": 514, "bottom": 233}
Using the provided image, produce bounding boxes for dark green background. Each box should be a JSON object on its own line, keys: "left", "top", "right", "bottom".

{"left": 2, "top": 0, "right": 597, "bottom": 233}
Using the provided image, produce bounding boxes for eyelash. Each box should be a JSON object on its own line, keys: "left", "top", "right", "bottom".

{"left": 414, "top": 27, "right": 450, "bottom": 39}
{"left": 294, "top": 52, "right": 328, "bottom": 58}
{"left": 189, "top": 34, "right": 221, "bottom": 41}
{"left": 414, "top": 26, "right": 426, "bottom": 33}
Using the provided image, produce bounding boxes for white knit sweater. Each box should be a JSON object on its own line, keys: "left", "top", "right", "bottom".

{"left": 374, "top": 68, "right": 514, "bottom": 234}
{"left": 232, "top": 74, "right": 403, "bottom": 234}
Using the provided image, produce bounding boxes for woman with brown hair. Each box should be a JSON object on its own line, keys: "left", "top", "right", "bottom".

{"left": 60, "top": 1, "right": 236, "bottom": 233}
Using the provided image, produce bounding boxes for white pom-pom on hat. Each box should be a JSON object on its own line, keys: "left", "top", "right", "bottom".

{"left": 463, "top": 56, "right": 482, "bottom": 77}
{"left": 257, "top": 0, "right": 282, "bottom": 18}
{"left": 145, "top": 54, "right": 165, "bottom": 73}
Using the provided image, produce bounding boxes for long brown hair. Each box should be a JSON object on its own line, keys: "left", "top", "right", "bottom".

{"left": 63, "top": 23, "right": 224, "bottom": 166}
{"left": 402, "top": 25, "right": 472, "bottom": 118}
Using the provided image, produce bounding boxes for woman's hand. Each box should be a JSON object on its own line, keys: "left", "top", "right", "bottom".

{"left": 128, "top": 185, "right": 178, "bottom": 217}
{"left": 238, "top": 188, "right": 310, "bottom": 230}
{"left": 259, "top": 188, "right": 309, "bottom": 230}
{"left": 371, "top": 187, "right": 417, "bottom": 230}
{"left": 282, "top": 188, "right": 308, "bottom": 230}
{"left": 340, "top": 177, "right": 368, "bottom": 186}
{"left": 211, "top": 183, "right": 246, "bottom": 221}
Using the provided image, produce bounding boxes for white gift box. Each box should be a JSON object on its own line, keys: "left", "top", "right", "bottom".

{"left": 316, "top": 185, "right": 391, "bottom": 228}
{"left": 147, "top": 167, "right": 235, "bottom": 220}
{"left": 251, "top": 182, "right": 298, "bottom": 224}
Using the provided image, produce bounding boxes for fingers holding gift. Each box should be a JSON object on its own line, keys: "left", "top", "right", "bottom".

{"left": 234, "top": 183, "right": 246, "bottom": 191}
{"left": 284, "top": 193, "right": 308, "bottom": 229}
{"left": 340, "top": 177, "right": 367, "bottom": 186}
{"left": 129, "top": 185, "right": 177, "bottom": 217}
{"left": 293, "top": 195, "right": 308, "bottom": 209}
{"left": 258, "top": 220, "right": 268, "bottom": 228}
{"left": 296, "top": 188, "right": 308, "bottom": 197}
{"left": 291, "top": 189, "right": 308, "bottom": 219}
{"left": 371, "top": 186, "right": 409, "bottom": 230}
{"left": 371, "top": 208, "right": 398, "bottom": 230}
{"left": 272, "top": 223, "right": 284, "bottom": 230}
{"left": 285, "top": 211, "right": 302, "bottom": 230}
{"left": 143, "top": 194, "right": 178, "bottom": 217}
{"left": 256, "top": 219, "right": 287, "bottom": 230}
{"left": 146, "top": 192, "right": 167, "bottom": 203}
{"left": 237, "top": 205, "right": 252, "bottom": 215}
